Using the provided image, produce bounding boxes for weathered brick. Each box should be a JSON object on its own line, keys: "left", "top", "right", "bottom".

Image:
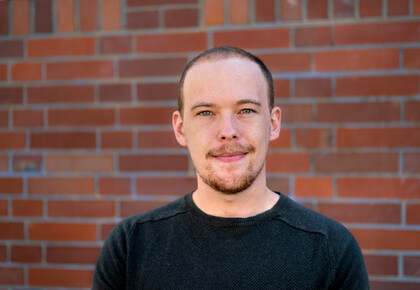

{"left": 0, "top": 41, "right": 23, "bottom": 58}
{"left": 281, "top": 0, "right": 301, "bottom": 20}
{"left": 214, "top": 28, "right": 289, "bottom": 49}
{"left": 28, "top": 37, "right": 95, "bottom": 57}
{"left": 12, "top": 200, "right": 43, "bottom": 217}
{"left": 28, "top": 177, "right": 94, "bottom": 195}
{"left": 13, "top": 155, "right": 42, "bottom": 172}
{"left": 137, "top": 32, "right": 207, "bottom": 53}
{"left": 295, "top": 177, "right": 333, "bottom": 198}
{"left": 80, "top": 0, "right": 97, "bottom": 31}
{"left": 0, "top": 133, "right": 25, "bottom": 150}
{"left": 35, "top": 0, "right": 52, "bottom": 33}
{"left": 404, "top": 153, "right": 420, "bottom": 173}
{"left": 47, "top": 246, "right": 101, "bottom": 264}
{"left": 119, "top": 58, "right": 186, "bottom": 77}
{"left": 127, "top": 11, "right": 159, "bottom": 29}
{"left": 46, "top": 154, "right": 114, "bottom": 172}
{"left": 279, "top": 104, "right": 312, "bottom": 123}
{"left": 267, "top": 178, "right": 290, "bottom": 195}
{"left": 0, "top": 267, "right": 24, "bottom": 285}
{"left": 266, "top": 153, "right": 310, "bottom": 173}
{"left": 360, "top": 0, "right": 382, "bottom": 17}
{"left": 136, "top": 177, "right": 197, "bottom": 195}
{"left": 28, "top": 85, "right": 94, "bottom": 103}
{"left": 0, "top": 0, "right": 8, "bottom": 34}
{"left": 138, "top": 131, "right": 181, "bottom": 148}
{"left": 0, "top": 64, "right": 7, "bottom": 81}
{"left": 204, "top": 0, "right": 224, "bottom": 25}
{"left": 295, "top": 26, "right": 333, "bottom": 47}
{"left": 0, "top": 155, "right": 8, "bottom": 171}
{"left": 29, "top": 223, "right": 96, "bottom": 241}
{"left": 404, "top": 256, "right": 420, "bottom": 277}
{"left": 48, "top": 108, "right": 115, "bottom": 126}
{"left": 415, "top": 0, "right": 420, "bottom": 14}
{"left": 57, "top": 0, "right": 75, "bottom": 32}
{"left": 11, "top": 63, "right": 43, "bottom": 81}
{"left": 333, "top": 0, "right": 354, "bottom": 17}
{"left": 0, "top": 244, "right": 6, "bottom": 259}
{"left": 268, "top": 128, "right": 291, "bottom": 148}
{"left": 0, "top": 87, "right": 23, "bottom": 104}
{"left": 101, "top": 131, "right": 132, "bottom": 148}
{"left": 259, "top": 53, "right": 311, "bottom": 72}
{"left": 120, "top": 107, "right": 174, "bottom": 125}
{"left": 256, "top": 0, "right": 275, "bottom": 22}
{"left": 99, "top": 84, "right": 131, "bottom": 102}
{"left": 407, "top": 204, "right": 420, "bottom": 225}
{"left": 405, "top": 101, "right": 420, "bottom": 121}
{"left": 137, "top": 83, "right": 178, "bottom": 101}
{"left": 12, "top": 0, "right": 30, "bottom": 35}
{"left": 404, "top": 48, "right": 420, "bottom": 69}
{"left": 370, "top": 281, "right": 420, "bottom": 289}
{"left": 29, "top": 268, "right": 93, "bottom": 287}
{"left": 48, "top": 200, "right": 115, "bottom": 217}
{"left": 295, "top": 78, "right": 331, "bottom": 97}
{"left": 119, "top": 155, "right": 189, "bottom": 171}
{"left": 13, "top": 109, "right": 44, "bottom": 127}
{"left": 46, "top": 61, "right": 114, "bottom": 80}
{"left": 31, "top": 132, "right": 96, "bottom": 149}
{"left": 164, "top": 8, "right": 199, "bottom": 28}
{"left": 307, "top": 0, "right": 328, "bottom": 19}
{"left": 364, "top": 255, "right": 398, "bottom": 275}
{"left": 273, "top": 79, "right": 290, "bottom": 98}
{"left": 230, "top": 0, "right": 249, "bottom": 24}
{"left": 388, "top": 0, "right": 409, "bottom": 16}
{"left": 102, "top": 0, "right": 120, "bottom": 30}
{"left": 0, "top": 222, "right": 24, "bottom": 239}
{"left": 11, "top": 245, "right": 42, "bottom": 263}
{"left": 127, "top": 0, "right": 196, "bottom": 5}
{"left": 121, "top": 201, "right": 168, "bottom": 217}
{"left": 100, "top": 36, "right": 132, "bottom": 54}
{"left": 99, "top": 177, "right": 131, "bottom": 195}
{"left": 351, "top": 229, "right": 420, "bottom": 250}
{"left": 0, "top": 110, "right": 7, "bottom": 127}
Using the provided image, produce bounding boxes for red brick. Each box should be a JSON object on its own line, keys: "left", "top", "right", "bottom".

{"left": 295, "top": 177, "right": 333, "bottom": 198}
{"left": 137, "top": 177, "right": 197, "bottom": 195}
{"left": 101, "top": 223, "right": 117, "bottom": 240}
{"left": 28, "top": 85, "right": 94, "bottom": 103}
{"left": 119, "top": 155, "right": 189, "bottom": 171}
{"left": 364, "top": 255, "right": 398, "bottom": 275}
{"left": 316, "top": 49, "right": 399, "bottom": 71}
{"left": 100, "top": 36, "right": 131, "bottom": 54}
{"left": 295, "top": 26, "right": 333, "bottom": 47}
{"left": 127, "top": 0, "right": 196, "bottom": 5}
{"left": 259, "top": 53, "right": 311, "bottom": 72}
{"left": 406, "top": 101, "right": 420, "bottom": 121}
{"left": 0, "top": 110, "right": 7, "bottom": 127}
{"left": 337, "top": 127, "right": 420, "bottom": 148}
{"left": 268, "top": 128, "right": 291, "bottom": 148}
{"left": 360, "top": 0, "right": 382, "bottom": 17}
{"left": 351, "top": 229, "right": 420, "bottom": 250}
{"left": 48, "top": 108, "right": 115, "bottom": 126}
{"left": 307, "top": 0, "right": 328, "bottom": 19}
{"left": 273, "top": 79, "right": 290, "bottom": 98}
{"left": 28, "top": 37, "right": 95, "bottom": 57}
{"left": 0, "top": 64, "right": 7, "bottom": 81}
{"left": 47, "top": 60, "right": 114, "bottom": 80}
{"left": 0, "top": 0, "right": 8, "bottom": 34}
{"left": 315, "top": 153, "right": 399, "bottom": 173}
{"left": 13, "top": 110, "right": 44, "bottom": 127}
{"left": 416, "top": 0, "right": 420, "bottom": 14}
{"left": 34, "top": 0, "right": 52, "bottom": 32}
{"left": 127, "top": 11, "right": 159, "bottom": 29}
{"left": 28, "top": 177, "right": 94, "bottom": 195}
{"left": 164, "top": 8, "right": 198, "bottom": 28}
{"left": 11, "top": 63, "right": 42, "bottom": 81}
{"left": 101, "top": 131, "right": 132, "bottom": 149}
{"left": 0, "top": 267, "right": 24, "bottom": 285}
{"left": 407, "top": 204, "right": 420, "bottom": 225}
{"left": 29, "top": 223, "right": 96, "bottom": 241}
{"left": 404, "top": 153, "right": 420, "bottom": 172}
{"left": 0, "top": 222, "right": 24, "bottom": 239}
{"left": 204, "top": 0, "right": 224, "bottom": 25}
{"left": 336, "top": 21, "right": 420, "bottom": 44}
{"left": 0, "top": 40, "right": 23, "bottom": 58}
{"left": 404, "top": 256, "right": 420, "bottom": 276}
{"left": 46, "top": 154, "right": 114, "bottom": 172}
{"left": 0, "top": 200, "right": 7, "bottom": 215}
{"left": 0, "top": 87, "right": 23, "bottom": 104}
{"left": 13, "top": 155, "right": 42, "bottom": 172}
{"left": 31, "top": 132, "right": 96, "bottom": 149}
{"left": 102, "top": 0, "right": 120, "bottom": 30}
{"left": 333, "top": 0, "right": 354, "bottom": 17}
{"left": 0, "top": 133, "right": 25, "bottom": 150}
{"left": 318, "top": 203, "right": 401, "bottom": 224}
{"left": 337, "top": 178, "right": 420, "bottom": 199}
{"left": 295, "top": 78, "right": 331, "bottom": 97}
{"left": 120, "top": 107, "right": 174, "bottom": 125}
{"left": 256, "top": 0, "right": 275, "bottom": 22}
{"left": 266, "top": 153, "right": 310, "bottom": 173}
{"left": 57, "top": 0, "right": 75, "bottom": 32}
{"left": 138, "top": 131, "right": 181, "bottom": 148}
{"left": 0, "top": 155, "right": 7, "bottom": 171}
{"left": 121, "top": 201, "right": 168, "bottom": 217}
{"left": 137, "top": 83, "right": 178, "bottom": 101}
{"left": 29, "top": 268, "right": 93, "bottom": 287}
{"left": 280, "top": 104, "right": 312, "bottom": 123}
{"left": 12, "top": 0, "right": 30, "bottom": 35}
{"left": 99, "top": 84, "right": 131, "bottom": 102}
{"left": 214, "top": 28, "right": 289, "bottom": 49}
{"left": 137, "top": 32, "right": 207, "bottom": 53}
{"left": 388, "top": 0, "right": 409, "bottom": 16}
{"left": 0, "top": 244, "right": 6, "bottom": 260}
{"left": 336, "top": 75, "right": 419, "bottom": 97}
{"left": 99, "top": 177, "right": 131, "bottom": 195}
{"left": 230, "top": 0, "right": 249, "bottom": 24}
{"left": 0, "top": 178, "right": 22, "bottom": 194}
{"left": 281, "top": 0, "right": 301, "bottom": 20}
{"left": 370, "top": 281, "right": 420, "bottom": 290}
{"left": 404, "top": 48, "right": 420, "bottom": 69}
{"left": 11, "top": 245, "right": 42, "bottom": 263}
{"left": 47, "top": 246, "right": 101, "bottom": 264}
{"left": 80, "top": 0, "right": 97, "bottom": 31}
{"left": 48, "top": 200, "right": 115, "bottom": 218}
{"left": 13, "top": 200, "right": 43, "bottom": 217}
{"left": 317, "top": 102, "right": 400, "bottom": 122}
{"left": 267, "top": 178, "right": 290, "bottom": 195}
{"left": 119, "top": 58, "right": 186, "bottom": 77}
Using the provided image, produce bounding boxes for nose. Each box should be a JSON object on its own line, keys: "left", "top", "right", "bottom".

{"left": 218, "top": 115, "right": 239, "bottom": 141}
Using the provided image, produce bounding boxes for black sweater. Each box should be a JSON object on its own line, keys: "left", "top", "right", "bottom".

{"left": 92, "top": 193, "right": 370, "bottom": 289}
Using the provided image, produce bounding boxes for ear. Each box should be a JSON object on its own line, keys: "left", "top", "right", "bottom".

{"left": 172, "top": 111, "right": 187, "bottom": 147}
{"left": 269, "top": 106, "right": 281, "bottom": 141}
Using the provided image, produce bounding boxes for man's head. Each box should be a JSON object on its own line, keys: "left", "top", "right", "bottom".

{"left": 177, "top": 46, "right": 274, "bottom": 116}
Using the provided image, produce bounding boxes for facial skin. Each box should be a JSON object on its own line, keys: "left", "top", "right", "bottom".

{"left": 173, "top": 57, "right": 281, "bottom": 196}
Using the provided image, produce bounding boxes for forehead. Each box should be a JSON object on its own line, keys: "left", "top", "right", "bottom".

{"left": 182, "top": 57, "right": 268, "bottom": 107}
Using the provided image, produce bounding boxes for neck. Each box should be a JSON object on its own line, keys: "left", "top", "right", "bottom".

{"left": 192, "top": 173, "right": 279, "bottom": 218}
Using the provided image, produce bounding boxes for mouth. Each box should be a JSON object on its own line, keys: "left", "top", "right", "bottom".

{"left": 206, "top": 144, "right": 255, "bottom": 163}
{"left": 214, "top": 151, "right": 248, "bottom": 162}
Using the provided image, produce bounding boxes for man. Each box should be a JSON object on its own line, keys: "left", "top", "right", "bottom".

{"left": 92, "top": 47, "right": 370, "bottom": 289}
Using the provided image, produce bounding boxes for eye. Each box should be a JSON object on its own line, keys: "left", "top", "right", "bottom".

{"left": 197, "top": 110, "right": 212, "bottom": 117}
{"left": 239, "top": 108, "right": 255, "bottom": 114}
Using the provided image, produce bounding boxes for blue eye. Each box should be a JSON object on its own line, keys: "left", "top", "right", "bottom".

{"left": 240, "top": 109, "right": 255, "bottom": 114}
{"left": 198, "top": 111, "right": 212, "bottom": 116}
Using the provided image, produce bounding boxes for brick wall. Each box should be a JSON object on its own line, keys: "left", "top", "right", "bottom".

{"left": 0, "top": 0, "right": 419, "bottom": 288}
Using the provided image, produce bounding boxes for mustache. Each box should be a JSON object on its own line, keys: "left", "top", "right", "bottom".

{"left": 206, "top": 143, "right": 256, "bottom": 159}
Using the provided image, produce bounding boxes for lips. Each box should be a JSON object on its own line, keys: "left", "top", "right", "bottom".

{"left": 214, "top": 151, "right": 247, "bottom": 162}
{"left": 206, "top": 144, "right": 256, "bottom": 161}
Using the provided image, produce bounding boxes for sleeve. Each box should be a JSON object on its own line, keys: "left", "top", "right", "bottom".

{"left": 328, "top": 229, "right": 370, "bottom": 290}
{"left": 92, "top": 222, "right": 129, "bottom": 290}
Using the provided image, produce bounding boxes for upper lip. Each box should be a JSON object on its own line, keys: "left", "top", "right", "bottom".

{"left": 214, "top": 151, "right": 247, "bottom": 157}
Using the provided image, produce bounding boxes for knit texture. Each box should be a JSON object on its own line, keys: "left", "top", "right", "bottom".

{"left": 92, "top": 193, "right": 369, "bottom": 289}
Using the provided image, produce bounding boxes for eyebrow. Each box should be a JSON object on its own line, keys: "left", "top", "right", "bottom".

{"left": 190, "top": 99, "right": 262, "bottom": 112}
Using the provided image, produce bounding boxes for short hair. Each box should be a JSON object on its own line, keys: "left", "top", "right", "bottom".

{"left": 177, "top": 46, "right": 274, "bottom": 115}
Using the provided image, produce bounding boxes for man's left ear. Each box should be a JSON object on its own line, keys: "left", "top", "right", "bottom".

{"left": 269, "top": 106, "right": 281, "bottom": 141}
{"left": 172, "top": 111, "right": 187, "bottom": 147}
